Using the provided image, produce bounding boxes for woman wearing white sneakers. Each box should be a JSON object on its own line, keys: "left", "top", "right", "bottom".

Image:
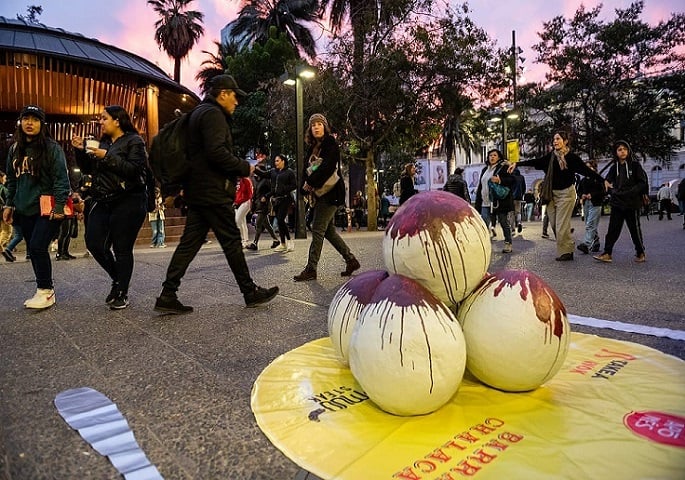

{"left": 2, "top": 105, "right": 71, "bottom": 309}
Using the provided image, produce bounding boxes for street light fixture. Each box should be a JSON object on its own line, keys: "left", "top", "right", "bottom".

{"left": 489, "top": 109, "right": 519, "bottom": 155}
{"left": 282, "top": 64, "right": 316, "bottom": 239}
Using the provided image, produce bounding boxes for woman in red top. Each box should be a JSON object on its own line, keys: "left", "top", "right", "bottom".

{"left": 234, "top": 176, "right": 253, "bottom": 248}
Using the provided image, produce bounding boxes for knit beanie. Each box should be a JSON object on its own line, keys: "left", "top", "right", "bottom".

{"left": 308, "top": 113, "right": 329, "bottom": 130}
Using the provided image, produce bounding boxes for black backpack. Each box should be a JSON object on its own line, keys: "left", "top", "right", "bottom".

{"left": 149, "top": 110, "right": 194, "bottom": 188}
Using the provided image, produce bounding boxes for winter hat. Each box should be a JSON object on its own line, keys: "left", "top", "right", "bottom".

{"left": 308, "top": 113, "right": 329, "bottom": 130}
{"left": 19, "top": 104, "right": 46, "bottom": 122}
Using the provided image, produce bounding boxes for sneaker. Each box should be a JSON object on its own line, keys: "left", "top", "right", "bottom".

{"left": 105, "top": 283, "right": 119, "bottom": 304}
{"left": 502, "top": 242, "right": 512, "bottom": 254}
{"left": 150, "top": 244, "right": 156, "bottom": 248}
{"left": 154, "top": 295, "right": 194, "bottom": 314}
{"left": 490, "top": 227, "right": 496, "bottom": 238}
{"left": 555, "top": 253, "right": 574, "bottom": 261}
{"left": 274, "top": 243, "right": 287, "bottom": 252}
{"left": 593, "top": 253, "right": 612, "bottom": 263}
{"left": 576, "top": 244, "right": 589, "bottom": 254}
{"left": 159, "top": 244, "right": 166, "bottom": 248}
{"left": 541, "top": 233, "right": 549, "bottom": 239}
{"left": 294, "top": 268, "right": 317, "bottom": 282}
{"left": 517, "top": 223, "right": 522, "bottom": 233}
{"left": 591, "top": 244, "right": 600, "bottom": 253}
{"left": 270, "top": 240, "right": 280, "bottom": 249}
{"left": 24, "top": 289, "right": 56, "bottom": 309}
{"left": 341, "top": 258, "right": 361, "bottom": 277}
{"left": 246, "top": 243, "right": 258, "bottom": 251}
{"left": 286, "top": 240, "right": 295, "bottom": 252}
{"left": 109, "top": 293, "right": 129, "bottom": 310}
{"left": 65, "top": 253, "right": 77, "bottom": 259}
{"left": 244, "top": 286, "right": 279, "bottom": 308}
{"left": 2, "top": 249, "right": 16, "bottom": 262}
{"left": 634, "top": 253, "right": 646, "bottom": 263}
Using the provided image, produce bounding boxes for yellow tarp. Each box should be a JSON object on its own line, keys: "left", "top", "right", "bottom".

{"left": 251, "top": 333, "right": 685, "bottom": 479}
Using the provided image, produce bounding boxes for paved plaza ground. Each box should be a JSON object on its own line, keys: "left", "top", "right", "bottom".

{"left": 1, "top": 214, "right": 683, "bottom": 479}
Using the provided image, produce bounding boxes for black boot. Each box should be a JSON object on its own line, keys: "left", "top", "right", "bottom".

{"left": 341, "top": 257, "right": 361, "bottom": 277}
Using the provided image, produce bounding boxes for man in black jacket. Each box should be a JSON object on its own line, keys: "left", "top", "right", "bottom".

{"left": 155, "top": 75, "right": 279, "bottom": 313}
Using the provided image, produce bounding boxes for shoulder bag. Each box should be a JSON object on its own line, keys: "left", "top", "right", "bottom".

{"left": 538, "top": 156, "right": 555, "bottom": 205}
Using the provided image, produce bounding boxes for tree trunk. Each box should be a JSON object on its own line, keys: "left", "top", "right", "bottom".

{"left": 365, "top": 149, "right": 378, "bottom": 231}
{"left": 173, "top": 58, "right": 181, "bottom": 83}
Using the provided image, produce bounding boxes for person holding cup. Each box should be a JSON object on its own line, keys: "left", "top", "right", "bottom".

{"left": 71, "top": 105, "right": 148, "bottom": 309}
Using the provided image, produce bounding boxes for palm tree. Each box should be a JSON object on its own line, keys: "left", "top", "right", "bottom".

{"left": 226, "top": 0, "right": 320, "bottom": 60}
{"left": 148, "top": 0, "right": 205, "bottom": 83}
{"left": 195, "top": 41, "right": 242, "bottom": 94}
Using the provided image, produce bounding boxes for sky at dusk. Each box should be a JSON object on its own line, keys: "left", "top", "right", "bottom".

{"left": 2, "top": 0, "right": 683, "bottom": 96}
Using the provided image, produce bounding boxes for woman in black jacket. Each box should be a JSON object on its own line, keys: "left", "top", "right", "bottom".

{"left": 270, "top": 154, "right": 297, "bottom": 252}
{"left": 294, "top": 113, "right": 359, "bottom": 282}
{"left": 510, "top": 130, "right": 607, "bottom": 261}
{"left": 72, "top": 105, "right": 148, "bottom": 309}
{"left": 475, "top": 149, "right": 516, "bottom": 253}
{"left": 399, "top": 163, "right": 418, "bottom": 205}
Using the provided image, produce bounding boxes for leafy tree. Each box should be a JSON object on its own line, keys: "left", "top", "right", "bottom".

{"left": 148, "top": 0, "right": 205, "bottom": 83}
{"left": 195, "top": 40, "right": 242, "bottom": 94}
{"left": 531, "top": 1, "right": 685, "bottom": 161}
{"left": 17, "top": 5, "right": 43, "bottom": 23}
{"left": 225, "top": 0, "right": 321, "bottom": 60}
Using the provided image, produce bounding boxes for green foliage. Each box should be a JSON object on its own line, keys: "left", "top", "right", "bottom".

{"left": 529, "top": 0, "right": 685, "bottom": 161}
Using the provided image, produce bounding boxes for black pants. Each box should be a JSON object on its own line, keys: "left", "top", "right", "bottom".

{"left": 603, "top": 205, "right": 644, "bottom": 256}
{"left": 658, "top": 199, "right": 672, "bottom": 219}
{"left": 86, "top": 192, "right": 146, "bottom": 294}
{"left": 253, "top": 210, "right": 277, "bottom": 244}
{"left": 57, "top": 217, "right": 77, "bottom": 255}
{"left": 163, "top": 203, "right": 256, "bottom": 296}
{"left": 274, "top": 199, "right": 291, "bottom": 244}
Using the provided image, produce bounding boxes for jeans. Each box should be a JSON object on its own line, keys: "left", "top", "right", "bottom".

{"left": 163, "top": 203, "right": 256, "bottom": 296}
{"left": 582, "top": 200, "right": 601, "bottom": 250}
{"left": 524, "top": 203, "right": 534, "bottom": 222}
{"left": 16, "top": 213, "right": 61, "bottom": 289}
{"left": 150, "top": 218, "right": 165, "bottom": 246}
{"left": 86, "top": 192, "right": 146, "bottom": 294}
{"left": 306, "top": 200, "right": 354, "bottom": 271}
{"left": 480, "top": 206, "right": 512, "bottom": 244}
{"left": 6, "top": 225, "right": 24, "bottom": 251}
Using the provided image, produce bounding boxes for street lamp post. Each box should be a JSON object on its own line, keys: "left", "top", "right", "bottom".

{"left": 283, "top": 65, "right": 315, "bottom": 239}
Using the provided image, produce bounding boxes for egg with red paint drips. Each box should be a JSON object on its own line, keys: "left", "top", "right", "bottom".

{"left": 382, "top": 190, "right": 490, "bottom": 310}
{"left": 457, "top": 269, "right": 571, "bottom": 392}
{"left": 349, "top": 274, "right": 467, "bottom": 416}
{"left": 328, "top": 270, "right": 390, "bottom": 365}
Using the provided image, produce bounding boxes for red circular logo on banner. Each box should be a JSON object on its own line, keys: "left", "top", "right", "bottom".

{"left": 624, "top": 411, "right": 685, "bottom": 448}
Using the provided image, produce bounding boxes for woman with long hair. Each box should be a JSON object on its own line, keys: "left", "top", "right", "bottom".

{"left": 475, "top": 149, "right": 516, "bottom": 253}
{"left": 294, "top": 113, "right": 359, "bottom": 281}
{"left": 2, "top": 105, "right": 70, "bottom": 308}
{"left": 270, "top": 154, "right": 297, "bottom": 252}
{"left": 71, "top": 105, "right": 148, "bottom": 309}
{"left": 399, "top": 163, "right": 418, "bottom": 205}
{"left": 510, "top": 130, "right": 608, "bottom": 261}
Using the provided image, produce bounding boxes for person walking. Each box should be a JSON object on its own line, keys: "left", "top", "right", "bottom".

{"left": 234, "top": 176, "right": 253, "bottom": 248}
{"left": 657, "top": 183, "right": 674, "bottom": 221}
{"left": 294, "top": 113, "right": 359, "bottom": 282}
{"left": 351, "top": 190, "right": 366, "bottom": 230}
{"left": 399, "top": 163, "right": 418, "bottom": 205}
{"left": 576, "top": 160, "right": 605, "bottom": 254}
{"left": 0, "top": 171, "right": 11, "bottom": 251}
{"left": 270, "top": 154, "right": 296, "bottom": 252}
{"left": 148, "top": 187, "right": 166, "bottom": 248}
{"left": 475, "top": 149, "right": 516, "bottom": 253}
{"left": 71, "top": 105, "right": 149, "bottom": 309}
{"left": 594, "top": 140, "right": 648, "bottom": 264}
{"left": 2, "top": 104, "right": 70, "bottom": 308}
{"left": 246, "top": 165, "right": 280, "bottom": 250}
{"left": 523, "top": 189, "right": 535, "bottom": 222}
{"left": 154, "top": 74, "right": 278, "bottom": 313}
{"left": 442, "top": 167, "right": 471, "bottom": 203}
{"left": 510, "top": 130, "right": 608, "bottom": 261}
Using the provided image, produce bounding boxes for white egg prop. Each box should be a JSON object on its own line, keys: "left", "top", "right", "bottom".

{"left": 328, "top": 270, "right": 390, "bottom": 366}
{"left": 349, "top": 274, "right": 467, "bottom": 416}
{"left": 457, "top": 270, "right": 571, "bottom": 392}
{"left": 383, "top": 190, "right": 490, "bottom": 310}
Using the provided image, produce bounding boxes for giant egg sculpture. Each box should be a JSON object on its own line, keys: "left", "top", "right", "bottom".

{"left": 328, "top": 270, "right": 390, "bottom": 365}
{"left": 457, "top": 270, "right": 570, "bottom": 392}
{"left": 383, "top": 191, "right": 490, "bottom": 310}
{"left": 349, "top": 274, "right": 467, "bottom": 416}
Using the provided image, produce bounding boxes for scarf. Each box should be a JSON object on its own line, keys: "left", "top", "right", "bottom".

{"left": 554, "top": 147, "right": 569, "bottom": 170}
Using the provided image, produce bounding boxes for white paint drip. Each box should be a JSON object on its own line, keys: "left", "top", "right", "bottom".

{"left": 568, "top": 314, "right": 685, "bottom": 341}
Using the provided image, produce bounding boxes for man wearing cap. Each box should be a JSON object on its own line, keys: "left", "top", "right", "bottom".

{"left": 155, "top": 75, "right": 279, "bottom": 313}
{"left": 2, "top": 105, "right": 70, "bottom": 308}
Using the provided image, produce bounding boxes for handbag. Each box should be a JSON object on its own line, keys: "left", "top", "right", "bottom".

{"left": 538, "top": 156, "right": 555, "bottom": 205}
{"left": 313, "top": 170, "right": 340, "bottom": 197}
{"left": 488, "top": 180, "right": 510, "bottom": 200}
{"left": 39, "top": 195, "right": 74, "bottom": 217}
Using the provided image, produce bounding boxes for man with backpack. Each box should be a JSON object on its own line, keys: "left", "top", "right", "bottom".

{"left": 442, "top": 167, "right": 470, "bottom": 203}
{"left": 154, "top": 75, "right": 279, "bottom": 313}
